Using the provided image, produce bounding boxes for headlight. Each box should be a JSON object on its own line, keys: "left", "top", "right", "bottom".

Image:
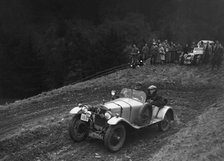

{"left": 105, "top": 111, "right": 112, "bottom": 120}
{"left": 111, "top": 90, "right": 116, "bottom": 96}
{"left": 82, "top": 106, "right": 88, "bottom": 113}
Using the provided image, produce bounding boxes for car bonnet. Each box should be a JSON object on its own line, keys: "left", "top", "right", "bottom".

{"left": 104, "top": 98, "right": 143, "bottom": 110}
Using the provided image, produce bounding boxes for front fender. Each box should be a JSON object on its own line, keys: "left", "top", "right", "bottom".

{"left": 69, "top": 107, "right": 81, "bottom": 114}
{"left": 107, "top": 117, "right": 129, "bottom": 125}
{"left": 157, "top": 106, "right": 174, "bottom": 120}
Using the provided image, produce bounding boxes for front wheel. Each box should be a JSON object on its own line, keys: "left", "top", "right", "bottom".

{"left": 69, "top": 115, "right": 89, "bottom": 142}
{"left": 104, "top": 123, "right": 126, "bottom": 152}
{"left": 158, "top": 112, "right": 171, "bottom": 132}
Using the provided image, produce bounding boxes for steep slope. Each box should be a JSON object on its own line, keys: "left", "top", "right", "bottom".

{"left": 0, "top": 63, "right": 223, "bottom": 161}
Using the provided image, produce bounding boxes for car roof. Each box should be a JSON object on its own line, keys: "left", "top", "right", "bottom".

{"left": 197, "top": 40, "right": 214, "bottom": 44}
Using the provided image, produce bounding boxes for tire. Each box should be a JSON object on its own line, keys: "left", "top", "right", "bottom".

{"left": 69, "top": 115, "right": 89, "bottom": 142}
{"left": 104, "top": 123, "right": 126, "bottom": 152}
{"left": 158, "top": 112, "right": 171, "bottom": 132}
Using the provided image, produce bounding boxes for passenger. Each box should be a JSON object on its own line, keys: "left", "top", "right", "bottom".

{"left": 134, "top": 82, "right": 143, "bottom": 91}
{"left": 146, "top": 85, "right": 167, "bottom": 120}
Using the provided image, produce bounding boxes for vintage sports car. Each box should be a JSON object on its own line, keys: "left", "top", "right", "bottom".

{"left": 68, "top": 88, "right": 174, "bottom": 152}
{"left": 184, "top": 40, "right": 214, "bottom": 65}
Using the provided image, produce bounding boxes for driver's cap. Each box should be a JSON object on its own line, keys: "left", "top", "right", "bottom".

{"left": 135, "top": 82, "right": 142, "bottom": 90}
{"left": 148, "top": 85, "right": 157, "bottom": 90}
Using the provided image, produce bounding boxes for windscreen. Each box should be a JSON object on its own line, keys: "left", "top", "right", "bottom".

{"left": 119, "top": 88, "right": 146, "bottom": 103}
{"left": 193, "top": 48, "right": 203, "bottom": 54}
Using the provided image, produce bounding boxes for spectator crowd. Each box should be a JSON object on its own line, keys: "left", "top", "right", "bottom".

{"left": 125, "top": 39, "right": 224, "bottom": 70}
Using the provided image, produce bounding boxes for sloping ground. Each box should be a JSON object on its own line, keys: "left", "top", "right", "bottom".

{"left": 0, "top": 63, "right": 223, "bottom": 161}
{"left": 149, "top": 94, "right": 224, "bottom": 161}
{"left": 73, "top": 63, "right": 223, "bottom": 89}
{"left": 1, "top": 63, "right": 222, "bottom": 110}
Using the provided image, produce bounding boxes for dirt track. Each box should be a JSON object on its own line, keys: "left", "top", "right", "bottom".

{"left": 0, "top": 64, "right": 223, "bottom": 161}
{"left": 0, "top": 87, "right": 221, "bottom": 161}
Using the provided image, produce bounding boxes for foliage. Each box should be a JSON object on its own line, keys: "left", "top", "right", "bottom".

{"left": 0, "top": 0, "right": 224, "bottom": 98}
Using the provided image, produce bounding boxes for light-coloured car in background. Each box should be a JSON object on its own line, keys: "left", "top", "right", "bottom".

{"left": 184, "top": 40, "right": 214, "bottom": 65}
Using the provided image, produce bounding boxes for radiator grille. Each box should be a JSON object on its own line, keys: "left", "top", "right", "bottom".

{"left": 94, "top": 114, "right": 107, "bottom": 127}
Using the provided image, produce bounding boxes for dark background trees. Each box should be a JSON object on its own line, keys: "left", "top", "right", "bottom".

{"left": 0, "top": 0, "right": 224, "bottom": 98}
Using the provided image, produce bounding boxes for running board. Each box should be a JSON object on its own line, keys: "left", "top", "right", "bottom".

{"left": 131, "top": 118, "right": 162, "bottom": 129}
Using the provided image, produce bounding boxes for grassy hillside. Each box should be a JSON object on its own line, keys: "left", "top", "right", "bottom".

{"left": 0, "top": 63, "right": 223, "bottom": 161}
{"left": 149, "top": 94, "right": 224, "bottom": 161}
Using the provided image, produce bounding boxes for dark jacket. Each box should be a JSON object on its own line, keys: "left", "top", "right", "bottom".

{"left": 146, "top": 92, "right": 167, "bottom": 108}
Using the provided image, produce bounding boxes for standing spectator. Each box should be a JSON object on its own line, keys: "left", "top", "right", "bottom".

{"left": 164, "top": 41, "right": 171, "bottom": 63}
{"left": 123, "top": 44, "right": 133, "bottom": 58}
{"left": 183, "top": 44, "right": 190, "bottom": 54}
{"left": 208, "top": 42, "right": 213, "bottom": 60}
{"left": 203, "top": 42, "right": 210, "bottom": 64}
{"left": 132, "top": 44, "right": 140, "bottom": 54}
{"left": 170, "top": 42, "right": 176, "bottom": 63}
{"left": 179, "top": 44, "right": 190, "bottom": 65}
{"left": 129, "top": 44, "right": 140, "bottom": 66}
{"left": 150, "top": 42, "right": 159, "bottom": 65}
{"left": 190, "top": 41, "right": 196, "bottom": 52}
{"left": 159, "top": 44, "right": 165, "bottom": 64}
{"left": 199, "top": 41, "right": 204, "bottom": 48}
{"left": 132, "top": 44, "right": 140, "bottom": 59}
{"left": 142, "top": 43, "right": 149, "bottom": 61}
{"left": 211, "top": 41, "right": 224, "bottom": 70}
{"left": 176, "top": 43, "right": 183, "bottom": 64}
{"left": 179, "top": 52, "right": 185, "bottom": 65}
{"left": 155, "top": 43, "right": 161, "bottom": 64}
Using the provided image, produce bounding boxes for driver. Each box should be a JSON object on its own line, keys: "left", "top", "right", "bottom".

{"left": 146, "top": 85, "right": 167, "bottom": 120}
{"left": 134, "top": 82, "right": 143, "bottom": 91}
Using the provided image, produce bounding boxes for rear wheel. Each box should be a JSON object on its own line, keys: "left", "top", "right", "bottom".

{"left": 69, "top": 115, "right": 89, "bottom": 142}
{"left": 104, "top": 123, "right": 126, "bottom": 152}
{"left": 158, "top": 112, "right": 171, "bottom": 132}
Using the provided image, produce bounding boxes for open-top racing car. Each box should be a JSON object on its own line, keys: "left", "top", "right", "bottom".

{"left": 68, "top": 88, "right": 174, "bottom": 152}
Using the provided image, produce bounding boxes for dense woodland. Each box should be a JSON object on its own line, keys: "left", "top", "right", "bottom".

{"left": 0, "top": 0, "right": 224, "bottom": 98}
